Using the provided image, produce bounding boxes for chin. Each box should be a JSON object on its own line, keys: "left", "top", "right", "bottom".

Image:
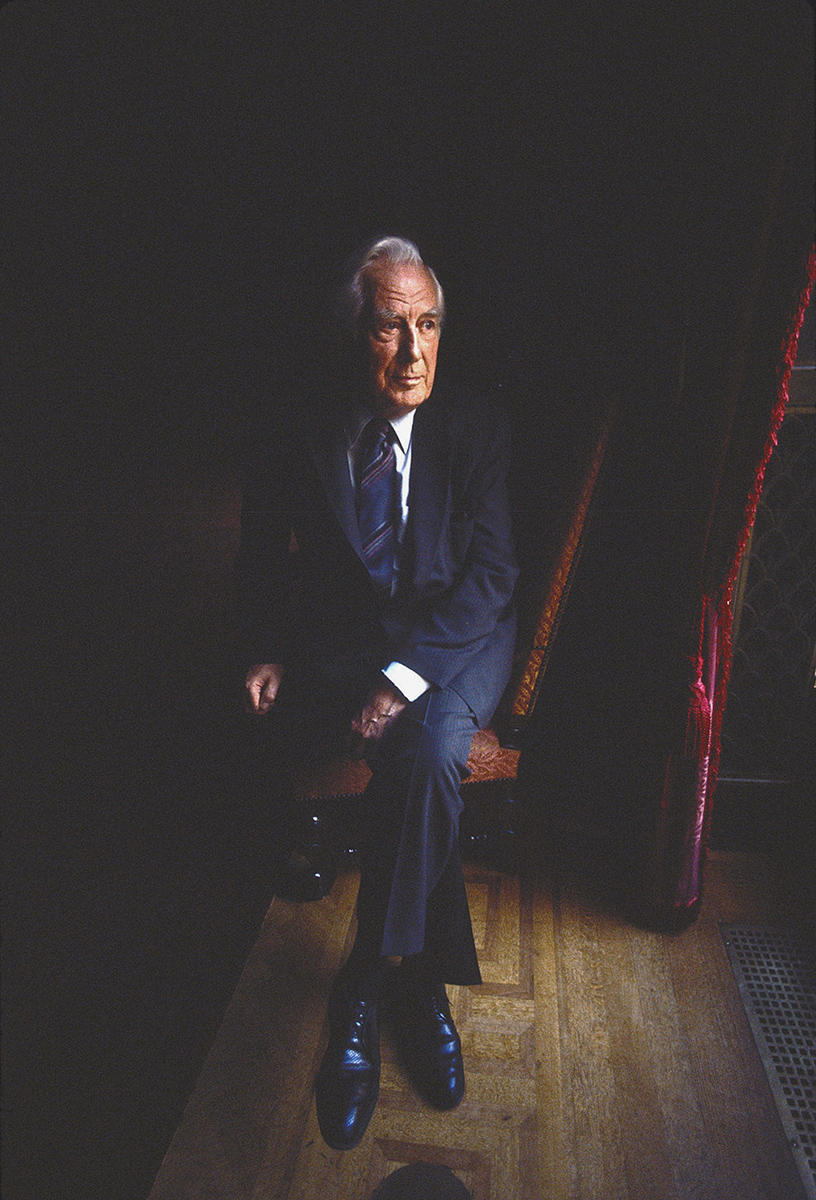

{"left": 397, "top": 383, "right": 431, "bottom": 402}
{"left": 388, "top": 394, "right": 429, "bottom": 416}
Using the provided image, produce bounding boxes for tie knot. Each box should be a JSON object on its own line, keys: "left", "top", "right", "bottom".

{"left": 362, "top": 418, "right": 394, "bottom": 455}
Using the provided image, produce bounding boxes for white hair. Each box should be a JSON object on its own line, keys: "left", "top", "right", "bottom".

{"left": 345, "top": 236, "right": 445, "bottom": 335}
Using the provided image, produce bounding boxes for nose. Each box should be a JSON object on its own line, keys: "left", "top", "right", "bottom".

{"left": 399, "top": 325, "right": 422, "bottom": 362}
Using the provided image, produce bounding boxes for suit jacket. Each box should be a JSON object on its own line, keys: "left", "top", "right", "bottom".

{"left": 235, "top": 381, "right": 519, "bottom": 729}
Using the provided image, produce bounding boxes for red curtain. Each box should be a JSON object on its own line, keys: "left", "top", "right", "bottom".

{"left": 648, "top": 247, "right": 814, "bottom": 928}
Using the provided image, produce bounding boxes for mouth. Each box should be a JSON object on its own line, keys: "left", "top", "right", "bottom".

{"left": 395, "top": 376, "right": 424, "bottom": 386}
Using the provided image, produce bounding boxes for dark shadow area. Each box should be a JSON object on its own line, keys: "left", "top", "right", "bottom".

{"left": 5, "top": 5, "right": 813, "bottom": 1199}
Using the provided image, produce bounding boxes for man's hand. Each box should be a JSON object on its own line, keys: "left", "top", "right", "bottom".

{"left": 350, "top": 679, "right": 407, "bottom": 744}
{"left": 244, "top": 662, "right": 285, "bottom": 714}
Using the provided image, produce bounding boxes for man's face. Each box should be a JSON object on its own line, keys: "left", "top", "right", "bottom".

{"left": 363, "top": 262, "right": 441, "bottom": 418}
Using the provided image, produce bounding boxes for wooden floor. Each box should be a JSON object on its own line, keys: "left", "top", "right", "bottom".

{"left": 149, "top": 849, "right": 806, "bottom": 1200}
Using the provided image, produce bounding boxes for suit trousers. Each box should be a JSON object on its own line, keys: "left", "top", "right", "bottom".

{"left": 239, "top": 671, "right": 483, "bottom": 985}
{"left": 355, "top": 686, "right": 482, "bottom": 986}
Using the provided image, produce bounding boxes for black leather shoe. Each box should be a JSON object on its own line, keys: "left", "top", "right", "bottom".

{"left": 316, "top": 977, "right": 380, "bottom": 1150}
{"left": 396, "top": 975, "right": 465, "bottom": 1110}
{"left": 272, "top": 843, "right": 337, "bottom": 902}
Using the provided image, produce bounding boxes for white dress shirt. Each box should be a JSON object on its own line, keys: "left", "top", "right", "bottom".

{"left": 348, "top": 408, "right": 430, "bottom": 703}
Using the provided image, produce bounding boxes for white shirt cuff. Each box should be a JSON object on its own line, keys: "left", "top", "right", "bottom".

{"left": 382, "top": 661, "right": 431, "bottom": 703}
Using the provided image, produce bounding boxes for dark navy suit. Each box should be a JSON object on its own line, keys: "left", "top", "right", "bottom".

{"left": 236, "top": 381, "right": 518, "bottom": 983}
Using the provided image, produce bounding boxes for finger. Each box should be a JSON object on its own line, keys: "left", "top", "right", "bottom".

{"left": 362, "top": 714, "right": 388, "bottom": 740}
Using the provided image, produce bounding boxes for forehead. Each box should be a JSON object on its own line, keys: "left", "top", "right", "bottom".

{"left": 366, "top": 262, "right": 438, "bottom": 312}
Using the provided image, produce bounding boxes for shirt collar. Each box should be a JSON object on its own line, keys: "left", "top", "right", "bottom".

{"left": 348, "top": 406, "right": 416, "bottom": 453}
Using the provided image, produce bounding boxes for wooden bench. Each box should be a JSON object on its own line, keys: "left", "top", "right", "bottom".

{"left": 291, "top": 406, "right": 614, "bottom": 862}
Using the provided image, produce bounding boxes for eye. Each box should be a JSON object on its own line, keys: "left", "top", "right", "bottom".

{"left": 420, "top": 318, "right": 438, "bottom": 334}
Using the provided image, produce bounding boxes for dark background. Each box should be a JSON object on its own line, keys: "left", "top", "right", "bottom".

{"left": 4, "top": 4, "right": 814, "bottom": 1198}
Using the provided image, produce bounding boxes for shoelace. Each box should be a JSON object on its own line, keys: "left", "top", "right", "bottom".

{"left": 341, "top": 1001, "right": 375, "bottom": 1067}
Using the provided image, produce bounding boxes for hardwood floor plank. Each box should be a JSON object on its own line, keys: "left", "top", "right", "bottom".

{"left": 595, "top": 918, "right": 677, "bottom": 1199}
{"left": 472, "top": 869, "right": 523, "bottom": 988}
{"left": 466, "top": 879, "right": 490, "bottom": 948}
{"left": 532, "top": 872, "right": 569, "bottom": 1200}
{"left": 628, "top": 927, "right": 720, "bottom": 1200}
{"left": 556, "top": 889, "right": 631, "bottom": 1198}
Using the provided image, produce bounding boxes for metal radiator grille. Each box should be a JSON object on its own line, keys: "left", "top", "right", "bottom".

{"left": 719, "top": 406, "right": 816, "bottom": 780}
{"left": 722, "top": 922, "right": 816, "bottom": 1199}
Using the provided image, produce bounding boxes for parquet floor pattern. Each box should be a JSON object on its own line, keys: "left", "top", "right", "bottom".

{"left": 149, "top": 852, "right": 805, "bottom": 1200}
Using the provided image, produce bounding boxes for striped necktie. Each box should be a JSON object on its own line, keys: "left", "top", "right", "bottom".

{"left": 357, "top": 418, "right": 397, "bottom": 590}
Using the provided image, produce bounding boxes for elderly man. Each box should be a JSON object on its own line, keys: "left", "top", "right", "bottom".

{"left": 235, "top": 236, "right": 518, "bottom": 1149}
